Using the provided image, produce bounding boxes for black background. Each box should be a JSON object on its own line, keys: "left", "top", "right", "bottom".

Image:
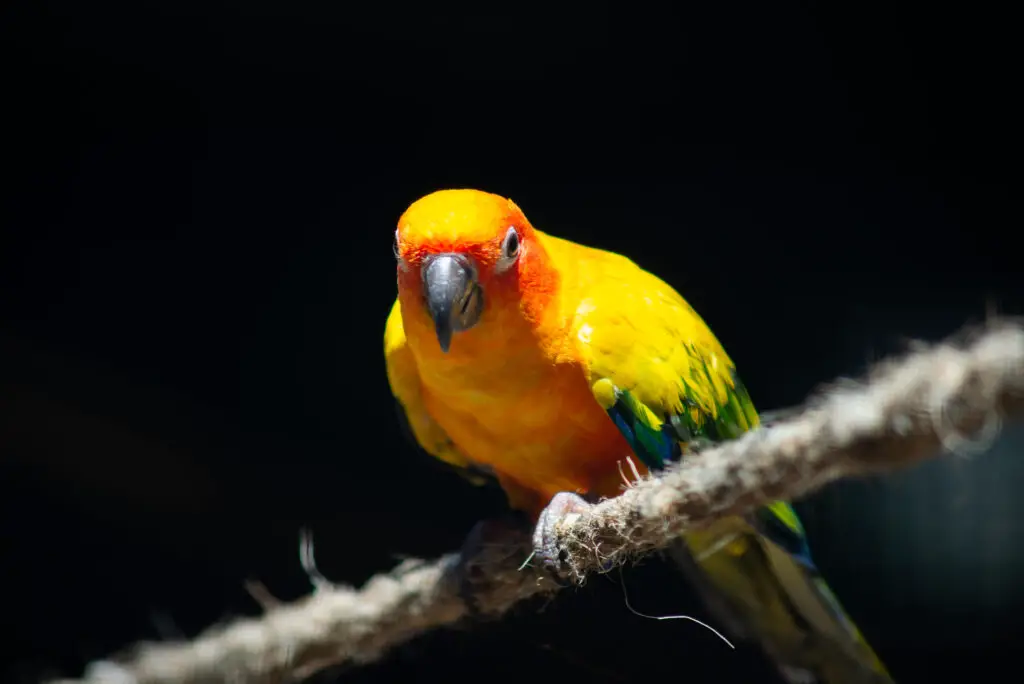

{"left": 1, "top": 2, "right": 1021, "bottom": 682}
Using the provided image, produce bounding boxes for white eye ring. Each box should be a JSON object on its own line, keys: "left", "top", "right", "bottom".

{"left": 497, "top": 226, "right": 520, "bottom": 272}
{"left": 392, "top": 230, "right": 401, "bottom": 260}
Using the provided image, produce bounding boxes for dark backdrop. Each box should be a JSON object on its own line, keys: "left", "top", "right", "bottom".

{"left": 1, "top": 2, "right": 1020, "bottom": 682}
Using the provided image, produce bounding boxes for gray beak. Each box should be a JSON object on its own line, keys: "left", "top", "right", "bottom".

{"left": 423, "top": 253, "right": 483, "bottom": 353}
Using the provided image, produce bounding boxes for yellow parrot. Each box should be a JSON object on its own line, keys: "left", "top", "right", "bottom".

{"left": 384, "top": 188, "right": 892, "bottom": 684}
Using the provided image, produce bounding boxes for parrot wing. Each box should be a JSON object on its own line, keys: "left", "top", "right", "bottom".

{"left": 384, "top": 299, "right": 491, "bottom": 485}
{"left": 570, "top": 268, "right": 812, "bottom": 560}
{"left": 572, "top": 270, "right": 890, "bottom": 682}
{"left": 582, "top": 316, "right": 814, "bottom": 565}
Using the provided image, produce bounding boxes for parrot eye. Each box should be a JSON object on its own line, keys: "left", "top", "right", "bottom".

{"left": 503, "top": 227, "right": 520, "bottom": 258}
{"left": 501, "top": 227, "right": 520, "bottom": 259}
{"left": 495, "top": 227, "right": 520, "bottom": 273}
{"left": 392, "top": 230, "right": 401, "bottom": 261}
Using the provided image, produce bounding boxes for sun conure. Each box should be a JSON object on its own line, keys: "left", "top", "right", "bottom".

{"left": 384, "top": 188, "right": 892, "bottom": 684}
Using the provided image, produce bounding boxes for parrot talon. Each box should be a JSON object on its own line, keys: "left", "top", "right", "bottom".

{"left": 532, "top": 492, "right": 595, "bottom": 576}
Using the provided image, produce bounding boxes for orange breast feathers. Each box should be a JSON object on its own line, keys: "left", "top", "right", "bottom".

{"left": 385, "top": 188, "right": 643, "bottom": 518}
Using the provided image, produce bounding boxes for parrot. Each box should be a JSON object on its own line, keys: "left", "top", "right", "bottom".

{"left": 383, "top": 188, "right": 892, "bottom": 684}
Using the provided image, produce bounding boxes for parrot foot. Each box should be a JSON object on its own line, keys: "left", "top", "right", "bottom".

{"left": 454, "top": 514, "right": 533, "bottom": 620}
{"left": 532, "top": 491, "right": 600, "bottom": 579}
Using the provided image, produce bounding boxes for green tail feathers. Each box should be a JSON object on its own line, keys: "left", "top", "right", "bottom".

{"left": 675, "top": 519, "right": 892, "bottom": 684}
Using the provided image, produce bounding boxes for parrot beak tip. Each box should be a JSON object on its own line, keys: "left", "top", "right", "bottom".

{"left": 436, "top": 326, "right": 453, "bottom": 353}
{"left": 424, "top": 253, "right": 481, "bottom": 353}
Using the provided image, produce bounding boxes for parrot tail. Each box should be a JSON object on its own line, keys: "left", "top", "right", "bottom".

{"left": 667, "top": 515, "right": 893, "bottom": 684}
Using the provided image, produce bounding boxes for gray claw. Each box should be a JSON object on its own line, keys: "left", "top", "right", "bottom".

{"left": 532, "top": 492, "right": 594, "bottom": 573}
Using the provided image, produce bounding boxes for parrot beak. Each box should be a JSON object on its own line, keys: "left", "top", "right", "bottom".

{"left": 423, "top": 253, "right": 483, "bottom": 353}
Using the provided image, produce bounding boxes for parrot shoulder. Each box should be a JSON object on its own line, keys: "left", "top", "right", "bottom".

{"left": 384, "top": 299, "right": 488, "bottom": 483}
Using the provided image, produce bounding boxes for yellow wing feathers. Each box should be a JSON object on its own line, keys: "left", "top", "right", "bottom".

{"left": 548, "top": 231, "right": 748, "bottom": 432}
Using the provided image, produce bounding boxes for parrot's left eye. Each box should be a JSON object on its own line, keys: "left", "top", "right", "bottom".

{"left": 502, "top": 227, "right": 520, "bottom": 258}
{"left": 497, "top": 226, "right": 520, "bottom": 272}
{"left": 392, "top": 230, "right": 401, "bottom": 260}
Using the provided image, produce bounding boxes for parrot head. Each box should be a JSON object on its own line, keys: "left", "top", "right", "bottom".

{"left": 393, "top": 188, "right": 554, "bottom": 354}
